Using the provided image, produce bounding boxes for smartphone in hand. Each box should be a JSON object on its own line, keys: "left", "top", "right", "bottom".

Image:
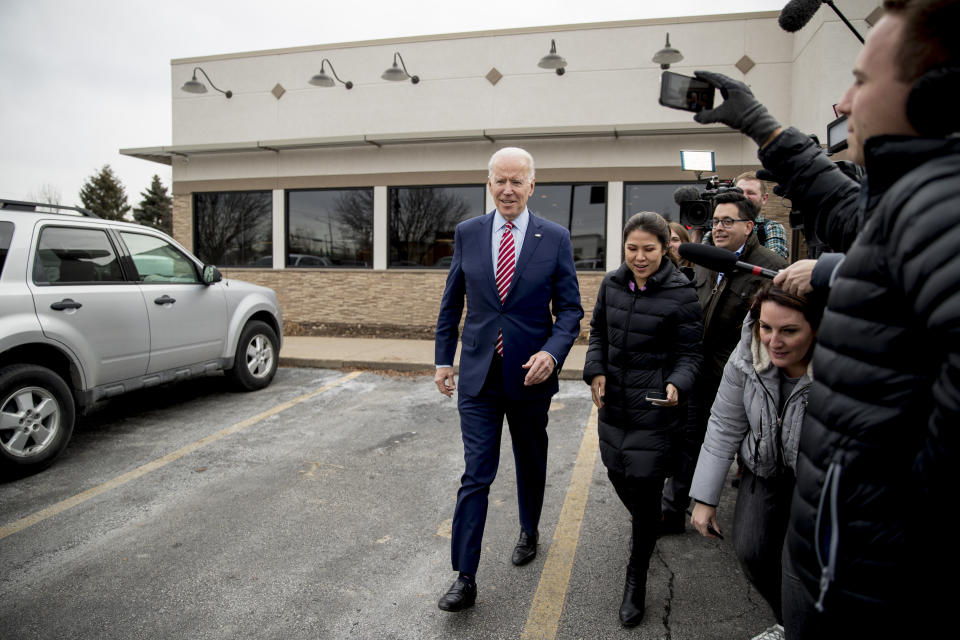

{"left": 645, "top": 390, "right": 671, "bottom": 406}
{"left": 659, "top": 71, "right": 716, "bottom": 113}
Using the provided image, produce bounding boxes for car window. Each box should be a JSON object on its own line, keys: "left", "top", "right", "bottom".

{"left": 33, "top": 226, "right": 125, "bottom": 285}
{"left": 0, "top": 221, "right": 12, "bottom": 277}
{"left": 120, "top": 232, "right": 200, "bottom": 284}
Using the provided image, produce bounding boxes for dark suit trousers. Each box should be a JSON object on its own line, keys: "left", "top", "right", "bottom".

{"left": 452, "top": 354, "right": 551, "bottom": 575}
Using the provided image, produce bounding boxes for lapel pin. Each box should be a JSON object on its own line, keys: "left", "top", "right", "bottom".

{"left": 535, "top": 233, "right": 542, "bottom": 238}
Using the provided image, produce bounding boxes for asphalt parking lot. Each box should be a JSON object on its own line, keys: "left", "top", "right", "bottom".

{"left": 0, "top": 367, "right": 775, "bottom": 639}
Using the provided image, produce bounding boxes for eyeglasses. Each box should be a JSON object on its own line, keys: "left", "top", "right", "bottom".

{"left": 711, "top": 217, "right": 752, "bottom": 229}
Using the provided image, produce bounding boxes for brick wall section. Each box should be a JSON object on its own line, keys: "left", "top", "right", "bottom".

{"left": 220, "top": 268, "right": 605, "bottom": 339}
{"left": 172, "top": 194, "right": 192, "bottom": 253}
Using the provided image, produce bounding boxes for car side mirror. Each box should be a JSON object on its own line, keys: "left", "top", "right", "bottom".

{"left": 202, "top": 264, "right": 222, "bottom": 285}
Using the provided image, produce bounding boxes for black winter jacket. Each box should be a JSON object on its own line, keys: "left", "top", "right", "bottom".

{"left": 765, "top": 131, "right": 960, "bottom": 617}
{"left": 759, "top": 126, "right": 862, "bottom": 253}
{"left": 584, "top": 259, "right": 703, "bottom": 479}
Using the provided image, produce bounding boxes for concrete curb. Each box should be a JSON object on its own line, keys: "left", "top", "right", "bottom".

{"left": 279, "top": 356, "right": 586, "bottom": 380}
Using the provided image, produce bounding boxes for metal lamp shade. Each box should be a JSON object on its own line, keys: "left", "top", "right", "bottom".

{"left": 181, "top": 78, "right": 208, "bottom": 94}
{"left": 309, "top": 71, "right": 335, "bottom": 87}
{"left": 653, "top": 33, "right": 683, "bottom": 69}
{"left": 381, "top": 63, "right": 409, "bottom": 82}
{"left": 538, "top": 40, "right": 566, "bottom": 70}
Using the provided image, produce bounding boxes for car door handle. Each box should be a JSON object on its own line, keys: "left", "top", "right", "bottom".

{"left": 154, "top": 295, "right": 176, "bottom": 305}
{"left": 50, "top": 298, "right": 83, "bottom": 311}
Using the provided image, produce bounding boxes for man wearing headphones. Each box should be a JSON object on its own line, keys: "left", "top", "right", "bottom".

{"left": 690, "top": 1, "right": 959, "bottom": 637}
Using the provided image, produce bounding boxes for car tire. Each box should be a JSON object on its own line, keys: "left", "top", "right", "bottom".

{"left": 227, "top": 320, "right": 279, "bottom": 391}
{"left": 0, "top": 364, "right": 76, "bottom": 476}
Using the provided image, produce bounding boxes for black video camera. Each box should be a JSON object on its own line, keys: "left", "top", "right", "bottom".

{"left": 674, "top": 177, "right": 739, "bottom": 229}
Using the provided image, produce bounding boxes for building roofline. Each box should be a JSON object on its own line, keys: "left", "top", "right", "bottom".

{"left": 170, "top": 11, "right": 780, "bottom": 64}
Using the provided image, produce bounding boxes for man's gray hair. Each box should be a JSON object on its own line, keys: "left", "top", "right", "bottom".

{"left": 488, "top": 147, "right": 536, "bottom": 181}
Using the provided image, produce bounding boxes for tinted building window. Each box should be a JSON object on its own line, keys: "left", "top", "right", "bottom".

{"left": 287, "top": 189, "right": 373, "bottom": 268}
{"left": 530, "top": 183, "right": 606, "bottom": 270}
{"left": 193, "top": 191, "right": 272, "bottom": 267}
{"left": 388, "top": 186, "right": 484, "bottom": 268}
{"left": 624, "top": 182, "right": 699, "bottom": 224}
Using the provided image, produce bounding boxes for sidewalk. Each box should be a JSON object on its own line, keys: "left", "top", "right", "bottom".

{"left": 279, "top": 336, "right": 588, "bottom": 379}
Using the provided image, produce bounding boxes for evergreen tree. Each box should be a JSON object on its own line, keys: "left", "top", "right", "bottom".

{"left": 79, "top": 164, "right": 130, "bottom": 221}
{"left": 133, "top": 175, "right": 173, "bottom": 233}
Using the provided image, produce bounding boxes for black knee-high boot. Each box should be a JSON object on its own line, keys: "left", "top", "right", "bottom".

{"left": 608, "top": 471, "right": 661, "bottom": 627}
{"left": 620, "top": 514, "right": 655, "bottom": 626}
{"left": 619, "top": 562, "right": 646, "bottom": 626}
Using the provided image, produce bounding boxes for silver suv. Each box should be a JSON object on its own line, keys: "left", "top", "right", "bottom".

{"left": 0, "top": 199, "right": 283, "bottom": 476}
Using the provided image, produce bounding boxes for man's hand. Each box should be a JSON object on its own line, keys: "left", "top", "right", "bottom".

{"left": 692, "top": 70, "right": 782, "bottom": 148}
{"left": 522, "top": 351, "right": 556, "bottom": 386}
{"left": 590, "top": 375, "right": 606, "bottom": 408}
{"left": 774, "top": 259, "right": 817, "bottom": 296}
{"left": 434, "top": 366, "right": 456, "bottom": 397}
{"left": 691, "top": 502, "right": 722, "bottom": 539}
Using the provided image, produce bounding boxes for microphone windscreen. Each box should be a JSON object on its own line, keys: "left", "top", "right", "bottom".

{"left": 778, "top": 0, "right": 823, "bottom": 32}
{"left": 678, "top": 242, "right": 738, "bottom": 272}
{"left": 673, "top": 185, "right": 702, "bottom": 205}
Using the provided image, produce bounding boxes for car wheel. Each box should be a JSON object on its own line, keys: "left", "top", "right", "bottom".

{"left": 0, "top": 364, "right": 76, "bottom": 476}
{"left": 227, "top": 320, "right": 279, "bottom": 391}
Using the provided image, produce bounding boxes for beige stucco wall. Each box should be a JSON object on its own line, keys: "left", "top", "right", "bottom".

{"left": 150, "top": 6, "right": 880, "bottom": 336}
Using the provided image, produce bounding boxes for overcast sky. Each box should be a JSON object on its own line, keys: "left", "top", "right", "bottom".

{"left": 0, "top": 0, "right": 785, "bottom": 208}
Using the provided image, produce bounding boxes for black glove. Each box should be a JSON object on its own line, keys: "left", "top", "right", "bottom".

{"left": 693, "top": 70, "right": 781, "bottom": 147}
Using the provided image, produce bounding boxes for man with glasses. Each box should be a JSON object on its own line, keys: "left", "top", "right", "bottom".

{"left": 660, "top": 191, "right": 787, "bottom": 534}
{"left": 701, "top": 172, "right": 789, "bottom": 259}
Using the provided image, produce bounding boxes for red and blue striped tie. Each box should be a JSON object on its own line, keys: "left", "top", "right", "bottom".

{"left": 495, "top": 221, "right": 516, "bottom": 356}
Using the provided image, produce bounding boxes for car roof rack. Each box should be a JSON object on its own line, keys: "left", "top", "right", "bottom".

{"left": 0, "top": 199, "right": 100, "bottom": 218}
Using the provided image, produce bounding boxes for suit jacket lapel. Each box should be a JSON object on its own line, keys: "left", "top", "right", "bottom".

{"left": 481, "top": 211, "right": 498, "bottom": 301}
{"left": 506, "top": 213, "right": 543, "bottom": 301}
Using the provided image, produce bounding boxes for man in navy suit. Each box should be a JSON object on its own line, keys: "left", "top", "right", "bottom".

{"left": 434, "top": 147, "right": 583, "bottom": 612}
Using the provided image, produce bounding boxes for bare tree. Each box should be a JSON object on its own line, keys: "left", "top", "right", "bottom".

{"left": 27, "top": 183, "right": 62, "bottom": 208}
{"left": 194, "top": 192, "right": 272, "bottom": 265}
{"left": 331, "top": 189, "right": 374, "bottom": 262}
{"left": 389, "top": 188, "right": 472, "bottom": 265}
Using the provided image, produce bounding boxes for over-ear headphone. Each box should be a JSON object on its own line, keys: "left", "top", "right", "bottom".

{"left": 906, "top": 66, "right": 960, "bottom": 137}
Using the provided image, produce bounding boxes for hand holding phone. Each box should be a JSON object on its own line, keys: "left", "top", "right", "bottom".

{"left": 646, "top": 384, "right": 679, "bottom": 407}
{"left": 659, "top": 71, "right": 716, "bottom": 113}
{"left": 645, "top": 390, "right": 670, "bottom": 406}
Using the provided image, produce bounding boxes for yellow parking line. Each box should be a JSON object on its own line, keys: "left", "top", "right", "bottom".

{"left": 0, "top": 371, "right": 363, "bottom": 541}
{"left": 522, "top": 403, "right": 599, "bottom": 640}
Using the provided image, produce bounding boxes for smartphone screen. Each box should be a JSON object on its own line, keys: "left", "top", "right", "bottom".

{"left": 659, "top": 71, "right": 716, "bottom": 113}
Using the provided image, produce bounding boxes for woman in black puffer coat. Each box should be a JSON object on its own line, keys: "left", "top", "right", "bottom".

{"left": 583, "top": 212, "right": 703, "bottom": 627}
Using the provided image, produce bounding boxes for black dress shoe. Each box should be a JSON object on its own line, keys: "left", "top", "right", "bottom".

{"left": 511, "top": 529, "right": 539, "bottom": 566}
{"left": 437, "top": 577, "right": 477, "bottom": 612}
{"left": 619, "top": 565, "right": 646, "bottom": 627}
